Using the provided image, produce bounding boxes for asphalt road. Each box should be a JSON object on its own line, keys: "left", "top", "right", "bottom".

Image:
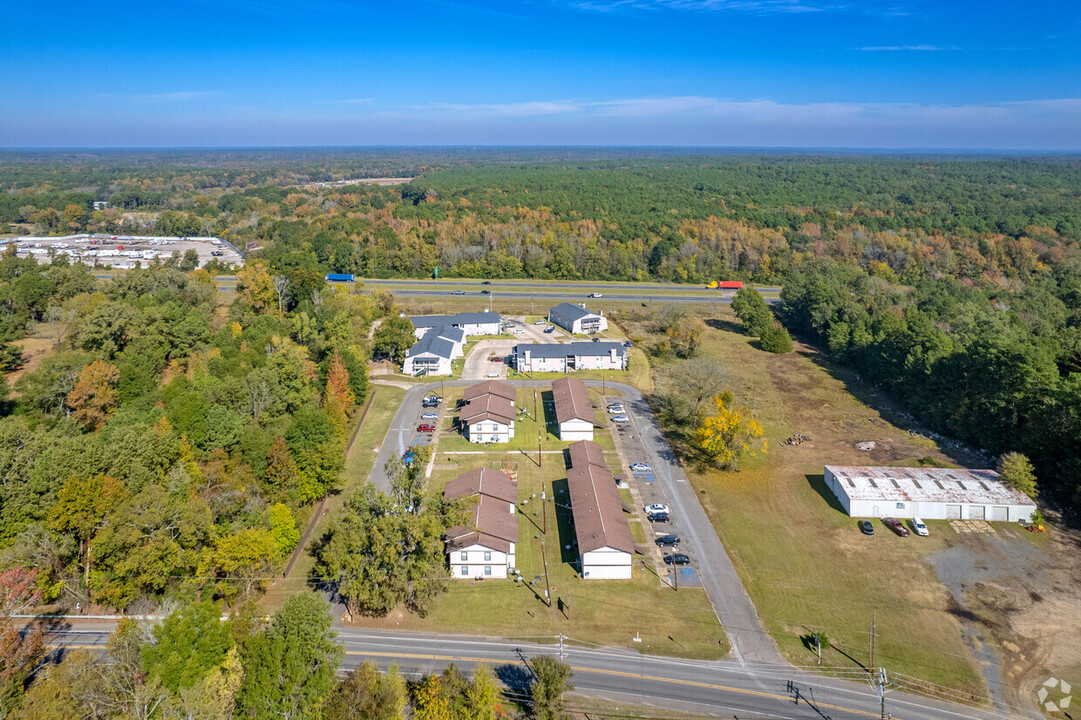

{"left": 44, "top": 624, "right": 1021, "bottom": 719}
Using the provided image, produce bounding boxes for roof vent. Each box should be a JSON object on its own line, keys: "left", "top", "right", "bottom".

{"left": 890, "top": 479, "right": 901, "bottom": 489}
{"left": 912, "top": 480, "right": 923, "bottom": 489}
{"left": 846, "top": 479, "right": 855, "bottom": 488}
{"left": 592, "top": 533, "right": 598, "bottom": 538}
{"left": 868, "top": 479, "right": 878, "bottom": 489}
{"left": 978, "top": 481, "right": 990, "bottom": 491}
{"left": 956, "top": 481, "right": 967, "bottom": 490}
{"left": 934, "top": 480, "right": 945, "bottom": 490}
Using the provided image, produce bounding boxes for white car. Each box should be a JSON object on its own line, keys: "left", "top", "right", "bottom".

{"left": 611, "top": 414, "right": 630, "bottom": 424}
{"left": 911, "top": 518, "right": 929, "bottom": 536}
{"left": 486, "top": 371, "right": 500, "bottom": 378}
{"left": 607, "top": 405, "right": 625, "bottom": 414}
{"left": 630, "top": 463, "right": 652, "bottom": 473}
{"left": 589, "top": 292, "right": 603, "bottom": 298}
{"left": 644, "top": 504, "right": 670, "bottom": 515}
{"left": 534, "top": 320, "right": 546, "bottom": 325}
{"left": 420, "top": 412, "right": 438, "bottom": 420}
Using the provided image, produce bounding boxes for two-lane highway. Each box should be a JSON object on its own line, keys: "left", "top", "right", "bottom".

{"left": 44, "top": 624, "right": 1018, "bottom": 719}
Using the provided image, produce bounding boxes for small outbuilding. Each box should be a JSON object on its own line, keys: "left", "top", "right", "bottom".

{"left": 549, "top": 302, "right": 608, "bottom": 335}
{"left": 824, "top": 465, "right": 1037, "bottom": 522}
{"left": 552, "top": 377, "right": 595, "bottom": 441}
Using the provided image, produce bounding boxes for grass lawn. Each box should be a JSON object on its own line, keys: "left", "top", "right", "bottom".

{"left": 647, "top": 308, "right": 986, "bottom": 695}
{"left": 347, "top": 457, "right": 728, "bottom": 660}
{"left": 260, "top": 385, "right": 406, "bottom": 613}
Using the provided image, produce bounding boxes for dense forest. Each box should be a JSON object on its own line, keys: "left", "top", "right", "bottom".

{"left": 1, "top": 149, "right": 1080, "bottom": 716}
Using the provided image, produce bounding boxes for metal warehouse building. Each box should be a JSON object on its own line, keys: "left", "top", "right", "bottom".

{"left": 824, "top": 465, "right": 1037, "bottom": 523}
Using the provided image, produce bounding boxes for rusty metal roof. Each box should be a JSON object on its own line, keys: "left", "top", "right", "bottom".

{"left": 826, "top": 466, "right": 1036, "bottom": 506}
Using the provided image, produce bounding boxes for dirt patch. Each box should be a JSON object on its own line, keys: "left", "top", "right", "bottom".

{"left": 6, "top": 334, "right": 55, "bottom": 387}
{"left": 927, "top": 514, "right": 1081, "bottom": 711}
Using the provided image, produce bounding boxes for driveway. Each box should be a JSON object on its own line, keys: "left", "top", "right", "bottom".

{"left": 367, "top": 378, "right": 781, "bottom": 668}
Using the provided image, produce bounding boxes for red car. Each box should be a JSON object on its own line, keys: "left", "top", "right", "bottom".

{"left": 883, "top": 517, "right": 910, "bottom": 537}
{"left": 417, "top": 424, "right": 436, "bottom": 433}
{"left": 488, "top": 356, "right": 504, "bottom": 362}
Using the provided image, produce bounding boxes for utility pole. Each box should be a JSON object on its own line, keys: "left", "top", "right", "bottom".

{"left": 538, "top": 432, "right": 542, "bottom": 469}
{"left": 870, "top": 667, "right": 888, "bottom": 719}
{"left": 869, "top": 609, "right": 876, "bottom": 674}
{"left": 533, "top": 388, "right": 538, "bottom": 422}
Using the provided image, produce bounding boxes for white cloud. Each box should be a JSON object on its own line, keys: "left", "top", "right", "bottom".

{"left": 561, "top": 0, "right": 844, "bottom": 14}
{"left": 858, "top": 45, "right": 946, "bottom": 51}
{"left": 96, "top": 91, "right": 222, "bottom": 103}
{"left": 312, "top": 98, "right": 373, "bottom": 105}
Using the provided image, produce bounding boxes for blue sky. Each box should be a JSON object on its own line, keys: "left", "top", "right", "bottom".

{"left": 2, "top": 0, "right": 1079, "bottom": 148}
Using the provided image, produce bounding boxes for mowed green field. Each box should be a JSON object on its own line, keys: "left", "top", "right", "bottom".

{"left": 658, "top": 308, "right": 988, "bottom": 697}
{"left": 345, "top": 434, "right": 729, "bottom": 660}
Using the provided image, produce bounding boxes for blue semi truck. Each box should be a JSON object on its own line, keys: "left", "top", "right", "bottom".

{"left": 325, "top": 273, "right": 355, "bottom": 282}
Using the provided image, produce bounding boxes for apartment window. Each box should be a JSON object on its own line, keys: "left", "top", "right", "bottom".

{"left": 460, "top": 566, "right": 468, "bottom": 576}
{"left": 460, "top": 552, "right": 468, "bottom": 561}
{"left": 484, "top": 551, "right": 492, "bottom": 561}
{"left": 484, "top": 566, "right": 492, "bottom": 576}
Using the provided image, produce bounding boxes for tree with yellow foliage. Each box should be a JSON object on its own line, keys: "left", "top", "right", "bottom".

{"left": 695, "top": 391, "right": 766, "bottom": 470}
{"left": 65, "top": 360, "right": 120, "bottom": 430}
{"left": 235, "top": 261, "right": 276, "bottom": 314}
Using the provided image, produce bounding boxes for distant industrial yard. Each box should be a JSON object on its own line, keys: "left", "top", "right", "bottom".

{"left": 2, "top": 233, "right": 245, "bottom": 268}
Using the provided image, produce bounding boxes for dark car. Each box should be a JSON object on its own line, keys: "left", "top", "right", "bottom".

{"left": 481, "top": 280, "right": 492, "bottom": 285}
{"left": 858, "top": 520, "right": 874, "bottom": 535}
{"left": 664, "top": 553, "right": 690, "bottom": 566}
{"left": 422, "top": 395, "right": 443, "bottom": 407}
{"left": 488, "top": 355, "right": 504, "bottom": 362}
{"left": 417, "top": 424, "right": 436, "bottom": 433}
{"left": 655, "top": 534, "right": 680, "bottom": 547}
{"left": 647, "top": 512, "right": 670, "bottom": 524}
{"left": 480, "top": 290, "right": 491, "bottom": 295}
{"left": 883, "top": 517, "right": 910, "bottom": 537}
{"left": 544, "top": 326, "right": 554, "bottom": 334}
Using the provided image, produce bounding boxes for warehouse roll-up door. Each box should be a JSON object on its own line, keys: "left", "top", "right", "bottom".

{"left": 992, "top": 506, "right": 1008, "bottom": 522}
{"left": 946, "top": 504, "right": 962, "bottom": 519}
{"left": 968, "top": 506, "right": 985, "bottom": 520}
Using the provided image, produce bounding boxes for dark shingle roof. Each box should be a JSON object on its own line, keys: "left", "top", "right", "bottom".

{"left": 411, "top": 312, "right": 501, "bottom": 329}
{"left": 460, "top": 394, "right": 517, "bottom": 425}
{"left": 550, "top": 302, "right": 598, "bottom": 322}
{"left": 445, "top": 468, "right": 518, "bottom": 506}
{"left": 552, "top": 377, "right": 593, "bottom": 425}
{"left": 444, "top": 469, "right": 519, "bottom": 553}
{"left": 568, "top": 440, "right": 607, "bottom": 470}
{"left": 406, "top": 330, "right": 456, "bottom": 360}
{"left": 567, "top": 463, "right": 633, "bottom": 555}
{"left": 463, "top": 380, "right": 516, "bottom": 404}
{"left": 514, "top": 341, "right": 625, "bottom": 359}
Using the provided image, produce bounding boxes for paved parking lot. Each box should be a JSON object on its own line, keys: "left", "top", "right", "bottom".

{"left": 600, "top": 392, "right": 704, "bottom": 589}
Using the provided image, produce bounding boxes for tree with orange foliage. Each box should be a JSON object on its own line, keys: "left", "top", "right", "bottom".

{"left": 322, "top": 350, "right": 354, "bottom": 435}
{"left": 0, "top": 566, "right": 45, "bottom": 716}
{"left": 65, "top": 360, "right": 120, "bottom": 430}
